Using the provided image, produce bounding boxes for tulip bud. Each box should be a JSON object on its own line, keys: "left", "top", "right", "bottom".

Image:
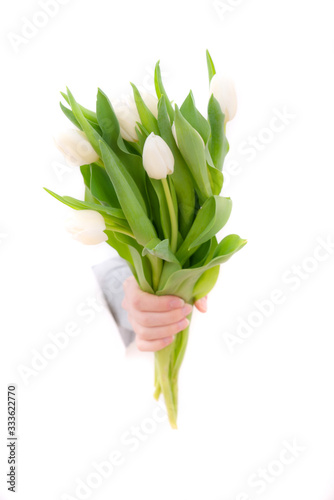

{"left": 209, "top": 74, "right": 237, "bottom": 123}
{"left": 65, "top": 210, "right": 108, "bottom": 245}
{"left": 140, "top": 90, "right": 158, "bottom": 118}
{"left": 53, "top": 129, "right": 99, "bottom": 167}
{"left": 112, "top": 97, "right": 140, "bottom": 142}
{"left": 142, "top": 133, "right": 174, "bottom": 179}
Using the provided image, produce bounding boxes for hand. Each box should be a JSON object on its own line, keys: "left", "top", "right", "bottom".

{"left": 122, "top": 276, "right": 208, "bottom": 352}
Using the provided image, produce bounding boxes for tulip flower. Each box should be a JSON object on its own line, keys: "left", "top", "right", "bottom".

{"left": 54, "top": 129, "right": 99, "bottom": 167}
{"left": 142, "top": 133, "right": 174, "bottom": 179}
{"left": 209, "top": 74, "right": 237, "bottom": 123}
{"left": 65, "top": 210, "right": 108, "bottom": 245}
{"left": 140, "top": 90, "right": 158, "bottom": 118}
{"left": 112, "top": 97, "right": 140, "bottom": 142}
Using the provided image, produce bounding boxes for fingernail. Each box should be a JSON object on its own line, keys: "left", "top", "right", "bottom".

{"left": 182, "top": 304, "right": 192, "bottom": 316}
{"left": 163, "top": 336, "right": 174, "bottom": 345}
{"left": 170, "top": 298, "right": 185, "bottom": 309}
{"left": 178, "top": 318, "right": 189, "bottom": 330}
{"left": 198, "top": 298, "right": 207, "bottom": 312}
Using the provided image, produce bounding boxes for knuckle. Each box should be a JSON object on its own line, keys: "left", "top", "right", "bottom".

{"left": 141, "top": 314, "right": 155, "bottom": 328}
{"left": 171, "top": 322, "right": 183, "bottom": 335}
{"left": 135, "top": 325, "right": 147, "bottom": 340}
{"left": 123, "top": 276, "right": 131, "bottom": 291}
{"left": 156, "top": 338, "right": 172, "bottom": 351}
{"left": 132, "top": 295, "right": 142, "bottom": 310}
{"left": 170, "top": 309, "right": 183, "bottom": 323}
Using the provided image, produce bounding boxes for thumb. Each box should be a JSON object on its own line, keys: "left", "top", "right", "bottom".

{"left": 194, "top": 296, "right": 208, "bottom": 313}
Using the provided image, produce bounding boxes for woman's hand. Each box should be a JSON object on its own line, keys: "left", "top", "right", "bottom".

{"left": 122, "top": 276, "right": 207, "bottom": 352}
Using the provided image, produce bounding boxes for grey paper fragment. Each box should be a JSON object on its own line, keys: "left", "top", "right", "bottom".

{"left": 92, "top": 257, "right": 135, "bottom": 347}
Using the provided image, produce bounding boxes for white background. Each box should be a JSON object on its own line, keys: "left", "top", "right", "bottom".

{"left": 1, "top": 0, "right": 334, "bottom": 499}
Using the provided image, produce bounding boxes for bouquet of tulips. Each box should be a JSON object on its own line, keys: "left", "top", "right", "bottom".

{"left": 46, "top": 51, "right": 246, "bottom": 428}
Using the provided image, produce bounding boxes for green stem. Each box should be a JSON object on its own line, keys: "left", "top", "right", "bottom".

{"left": 148, "top": 254, "right": 162, "bottom": 292}
{"left": 161, "top": 177, "right": 178, "bottom": 253}
{"left": 155, "top": 343, "right": 177, "bottom": 429}
{"left": 154, "top": 357, "right": 161, "bottom": 400}
{"left": 171, "top": 313, "right": 192, "bottom": 414}
{"left": 105, "top": 224, "right": 134, "bottom": 237}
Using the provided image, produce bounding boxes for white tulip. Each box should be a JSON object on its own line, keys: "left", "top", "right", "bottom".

{"left": 54, "top": 129, "right": 99, "bottom": 167}
{"left": 142, "top": 133, "right": 174, "bottom": 179}
{"left": 209, "top": 74, "right": 237, "bottom": 123}
{"left": 112, "top": 97, "right": 140, "bottom": 142}
{"left": 140, "top": 90, "right": 158, "bottom": 118}
{"left": 65, "top": 210, "right": 108, "bottom": 245}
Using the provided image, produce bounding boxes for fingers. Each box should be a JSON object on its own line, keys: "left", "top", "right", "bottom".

{"left": 194, "top": 296, "right": 208, "bottom": 313}
{"left": 135, "top": 336, "right": 175, "bottom": 352}
{"left": 122, "top": 276, "right": 192, "bottom": 352}
{"left": 129, "top": 303, "right": 192, "bottom": 328}
{"left": 128, "top": 315, "right": 190, "bottom": 342}
{"left": 123, "top": 276, "right": 185, "bottom": 313}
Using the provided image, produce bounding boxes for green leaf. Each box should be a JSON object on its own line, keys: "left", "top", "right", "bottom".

{"left": 208, "top": 94, "right": 229, "bottom": 171}
{"left": 43, "top": 188, "right": 125, "bottom": 219}
{"left": 157, "top": 234, "right": 247, "bottom": 302}
{"left": 61, "top": 91, "right": 98, "bottom": 124}
{"left": 191, "top": 237, "right": 219, "bottom": 269}
{"left": 99, "top": 141, "right": 157, "bottom": 246}
{"left": 66, "top": 87, "right": 102, "bottom": 155}
{"left": 105, "top": 230, "right": 135, "bottom": 272}
{"left": 154, "top": 61, "right": 174, "bottom": 121}
{"left": 143, "top": 238, "right": 180, "bottom": 264}
{"left": 60, "top": 102, "right": 101, "bottom": 133}
{"left": 96, "top": 88, "right": 122, "bottom": 148}
{"left": 157, "top": 261, "right": 182, "bottom": 291}
{"left": 128, "top": 246, "right": 154, "bottom": 293}
{"left": 157, "top": 96, "right": 195, "bottom": 236}
{"left": 206, "top": 49, "right": 216, "bottom": 84}
{"left": 190, "top": 196, "right": 232, "bottom": 248}
{"left": 131, "top": 83, "right": 160, "bottom": 135}
{"left": 176, "top": 195, "right": 232, "bottom": 264}
{"left": 190, "top": 240, "right": 212, "bottom": 268}
{"left": 89, "top": 164, "right": 121, "bottom": 208}
{"left": 193, "top": 265, "right": 220, "bottom": 300}
{"left": 60, "top": 102, "right": 82, "bottom": 130}
{"left": 208, "top": 163, "right": 224, "bottom": 195}
{"left": 148, "top": 178, "right": 171, "bottom": 241}
{"left": 180, "top": 91, "right": 210, "bottom": 143}
{"left": 174, "top": 106, "right": 212, "bottom": 204}
{"left": 44, "top": 188, "right": 129, "bottom": 225}
{"left": 113, "top": 233, "right": 153, "bottom": 293}
{"left": 95, "top": 92, "right": 150, "bottom": 211}
{"left": 80, "top": 164, "right": 91, "bottom": 188}
{"left": 83, "top": 186, "right": 96, "bottom": 204}
{"left": 213, "top": 234, "right": 247, "bottom": 259}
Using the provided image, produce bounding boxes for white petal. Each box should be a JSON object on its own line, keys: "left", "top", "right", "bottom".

{"left": 65, "top": 210, "right": 107, "bottom": 245}
{"left": 141, "top": 90, "right": 158, "bottom": 118}
{"left": 73, "top": 229, "right": 108, "bottom": 245}
{"left": 142, "top": 133, "right": 174, "bottom": 179}
{"left": 210, "top": 74, "right": 237, "bottom": 122}
{"left": 112, "top": 98, "right": 140, "bottom": 142}
{"left": 54, "top": 129, "right": 99, "bottom": 166}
